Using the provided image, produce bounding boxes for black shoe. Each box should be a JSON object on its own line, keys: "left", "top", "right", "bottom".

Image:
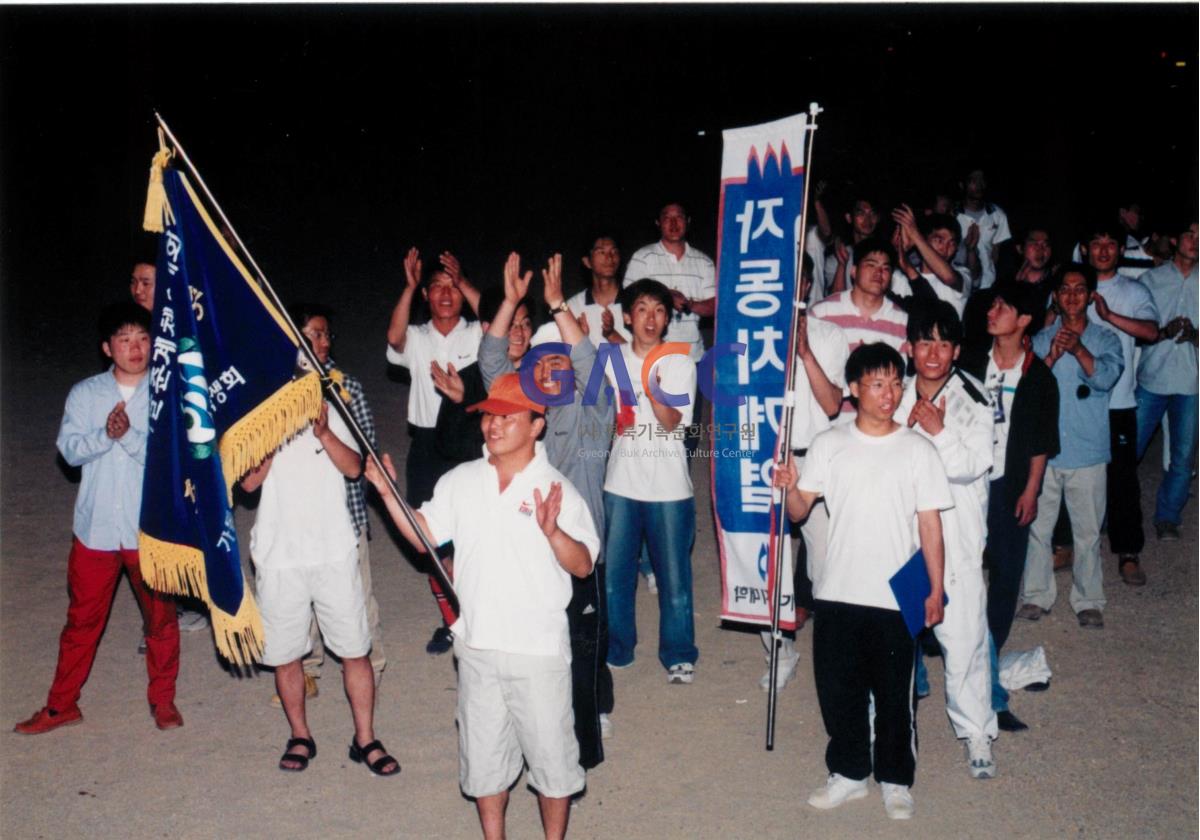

{"left": 997, "top": 710, "right": 1028, "bottom": 732}
{"left": 425, "top": 626, "right": 454, "bottom": 655}
{"left": 1023, "top": 681, "right": 1050, "bottom": 692}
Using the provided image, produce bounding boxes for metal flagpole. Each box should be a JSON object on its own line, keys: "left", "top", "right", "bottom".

{"left": 153, "top": 112, "right": 458, "bottom": 613}
{"left": 766, "top": 102, "right": 823, "bottom": 750}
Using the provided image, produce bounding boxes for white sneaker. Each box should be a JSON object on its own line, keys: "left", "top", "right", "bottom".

{"left": 967, "top": 736, "right": 996, "bottom": 779}
{"left": 667, "top": 663, "right": 694, "bottom": 684}
{"left": 759, "top": 650, "right": 800, "bottom": 692}
{"left": 807, "top": 773, "right": 868, "bottom": 810}
{"left": 881, "top": 783, "right": 914, "bottom": 820}
{"left": 599, "top": 713, "right": 613, "bottom": 739}
{"left": 645, "top": 573, "right": 658, "bottom": 595}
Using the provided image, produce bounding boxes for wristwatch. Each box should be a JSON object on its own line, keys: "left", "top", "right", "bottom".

{"left": 549, "top": 300, "right": 571, "bottom": 316}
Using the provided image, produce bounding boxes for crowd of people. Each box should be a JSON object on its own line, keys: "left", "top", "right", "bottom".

{"left": 11, "top": 167, "right": 1198, "bottom": 836}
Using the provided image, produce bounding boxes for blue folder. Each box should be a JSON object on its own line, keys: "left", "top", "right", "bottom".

{"left": 889, "top": 550, "right": 949, "bottom": 638}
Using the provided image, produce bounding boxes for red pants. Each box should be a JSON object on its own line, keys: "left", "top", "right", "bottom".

{"left": 46, "top": 538, "right": 180, "bottom": 711}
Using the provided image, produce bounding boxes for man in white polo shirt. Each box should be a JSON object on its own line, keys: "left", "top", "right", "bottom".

{"left": 623, "top": 202, "right": 716, "bottom": 362}
{"left": 367, "top": 373, "right": 599, "bottom": 840}
{"left": 385, "top": 246, "right": 483, "bottom": 653}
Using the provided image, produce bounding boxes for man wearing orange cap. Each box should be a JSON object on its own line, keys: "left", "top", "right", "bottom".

{"left": 367, "top": 371, "right": 600, "bottom": 840}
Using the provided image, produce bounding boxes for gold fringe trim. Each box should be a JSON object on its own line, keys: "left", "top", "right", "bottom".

{"left": 218, "top": 372, "right": 322, "bottom": 496}
{"left": 142, "top": 129, "right": 175, "bottom": 233}
{"left": 138, "top": 531, "right": 264, "bottom": 667}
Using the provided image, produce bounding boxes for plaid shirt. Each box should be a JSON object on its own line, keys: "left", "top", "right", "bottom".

{"left": 328, "top": 361, "right": 376, "bottom": 538}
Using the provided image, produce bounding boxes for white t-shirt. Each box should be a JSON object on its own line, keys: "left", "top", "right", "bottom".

{"left": 603, "top": 343, "right": 696, "bottom": 502}
{"left": 797, "top": 423, "right": 953, "bottom": 610}
{"left": 789, "top": 316, "right": 849, "bottom": 451}
{"left": 890, "top": 267, "right": 971, "bottom": 317}
{"left": 419, "top": 443, "right": 599, "bottom": 660}
{"left": 385, "top": 318, "right": 483, "bottom": 427}
{"left": 251, "top": 408, "right": 360, "bottom": 569}
{"left": 983, "top": 352, "right": 1025, "bottom": 480}
{"left": 622, "top": 241, "right": 716, "bottom": 360}
{"left": 810, "top": 290, "right": 910, "bottom": 418}
{"left": 566, "top": 287, "right": 632, "bottom": 347}
{"left": 897, "top": 373, "right": 994, "bottom": 571}
{"left": 956, "top": 205, "right": 1012, "bottom": 290}
{"left": 1087, "top": 274, "right": 1158, "bottom": 410}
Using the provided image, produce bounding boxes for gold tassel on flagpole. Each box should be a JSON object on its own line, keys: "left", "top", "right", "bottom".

{"left": 142, "top": 128, "right": 176, "bottom": 233}
{"left": 138, "top": 532, "right": 265, "bottom": 667}
{"left": 218, "top": 371, "right": 323, "bottom": 498}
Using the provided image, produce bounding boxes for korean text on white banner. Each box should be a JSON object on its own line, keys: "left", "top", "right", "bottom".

{"left": 711, "top": 112, "right": 808, "bottom": 630}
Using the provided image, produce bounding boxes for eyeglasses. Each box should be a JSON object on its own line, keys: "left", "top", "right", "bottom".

{"left": 302, "top": 329, "right": 335, "bottom": 342}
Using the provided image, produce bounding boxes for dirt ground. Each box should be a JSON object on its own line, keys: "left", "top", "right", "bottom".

{"left": 2, "top": 306, "right": 1197, "bottom": 840}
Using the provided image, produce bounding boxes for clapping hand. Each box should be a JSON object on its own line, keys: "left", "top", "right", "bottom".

{"left": 534, "top": 482, "right": 564, "bottom": 539}
{"left": 106, "top": 401, "right": 130, "bottom": 439}
{"left": 503, "top": 252, "right": 532, "bottom": 303}
{"left": 403, "top": 247, "right": 422, "bottom": 291}
{"left": 431, "top": 361, "right": 465, "bottom": 404}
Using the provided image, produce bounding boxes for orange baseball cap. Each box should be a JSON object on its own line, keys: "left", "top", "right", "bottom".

{"left": 466, "top": 372, "right": 547, "bottom": 416}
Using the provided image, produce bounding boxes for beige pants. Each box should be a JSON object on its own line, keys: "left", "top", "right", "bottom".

{"left": 304, "top": 538, "right": 386, "bottom": 676}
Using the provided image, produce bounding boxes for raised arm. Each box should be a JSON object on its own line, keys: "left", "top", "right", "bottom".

{"left": 439, "top": 251, "right": 482, "bottom": 317}
{"left": 542, "top": 253, "right": 586, "bottom": 346}
{"left": 894, "top": 204, "right": 960, "bottom": 289}
{"left": 386, "top": 247, "right": 421, "bottom": 354}
{"left": 314, "top": 403, "right": 362, "bottom": 479}
{"left": 487, "top": 252, "right": 531, "bottom": 341}
{"left": 364, "top": 453, "right": 436, "bottom": 555}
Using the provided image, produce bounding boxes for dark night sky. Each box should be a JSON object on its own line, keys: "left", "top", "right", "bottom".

{"left": 1, "top": 4, "right": 1196, "bottom": 369}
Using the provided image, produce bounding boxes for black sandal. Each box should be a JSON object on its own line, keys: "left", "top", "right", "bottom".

{"left": 279, "top": 736, "right": 316, "bottom": 772}
{"left": 349, "top": 738, "right": 401, "bottom": 777}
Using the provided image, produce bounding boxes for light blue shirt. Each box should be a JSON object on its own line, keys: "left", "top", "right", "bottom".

{"left": 1137, "top": 260, "right": 1198, "bottom": 395}
{"left": 1033, "top": 320, "right": 1124, "bottom": 470}
{"left": 56, "top": 368, "right": 149, "bottom": 550}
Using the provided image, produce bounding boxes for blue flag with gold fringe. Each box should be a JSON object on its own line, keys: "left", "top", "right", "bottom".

{"left": 139, "top": 158, "right": 321, "bottom": 665}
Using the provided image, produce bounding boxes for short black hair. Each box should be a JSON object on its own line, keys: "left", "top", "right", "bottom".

{"left": 620, "top": 277, "right": 674, "bottom": 314}
{"left": 1020, "top": 225, "right": 1052, "bottom": 243}
{"left": 906, "top": 301, "right": 964, "bottom": 346}
{"left": 98, "top": 301, "right": 151, "bottom": 343}
{"left": 920, "top": 213, "right": 961, "bottom": 246}
{"left": 845, "top": 342, "right": 905, "bottom": 385}
{"left": 990, "top": 281, "right": 1045, "bottom": 326}
{"left": 288, "top": 302, "right": 334, "bottom": 331}
{"left": 1054, "top": 261, "right": 1098, "bottom": 293}
{"left": 851, "top": 236, "right": 897, "bottom": 270}
{"left": 1081, "top": 218, "right": 1125, "bottom": 247}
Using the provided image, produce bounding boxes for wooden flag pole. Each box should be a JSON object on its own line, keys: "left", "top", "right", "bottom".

{"left": 766, "top": 101, "right": 823, "bottom": 750}
{"left": 152, "top": 112, "right": 459, "bottom": 614}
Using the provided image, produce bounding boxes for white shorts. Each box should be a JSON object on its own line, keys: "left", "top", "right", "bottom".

{"left": 256, "top": 548, "right": 370, "bottom": 667}
{"left": 454, "top": 640, "right": 584, "bottom": 799}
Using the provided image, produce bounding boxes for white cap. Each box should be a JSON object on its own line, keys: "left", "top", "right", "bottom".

{"left": 530, "top": 322, "right": 565, "bottom": 349}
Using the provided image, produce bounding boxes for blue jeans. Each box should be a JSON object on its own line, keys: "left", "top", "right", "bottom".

{"left": 604, "top": 493, "right": 697, "bottom": 670}
{"left": 1135, "top": 387, "right": 1199, "bottom": 526}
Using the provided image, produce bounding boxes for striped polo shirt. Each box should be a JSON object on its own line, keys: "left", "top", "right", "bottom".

{"left": 810, "top": 290, "right": 910, "bottom": 416}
